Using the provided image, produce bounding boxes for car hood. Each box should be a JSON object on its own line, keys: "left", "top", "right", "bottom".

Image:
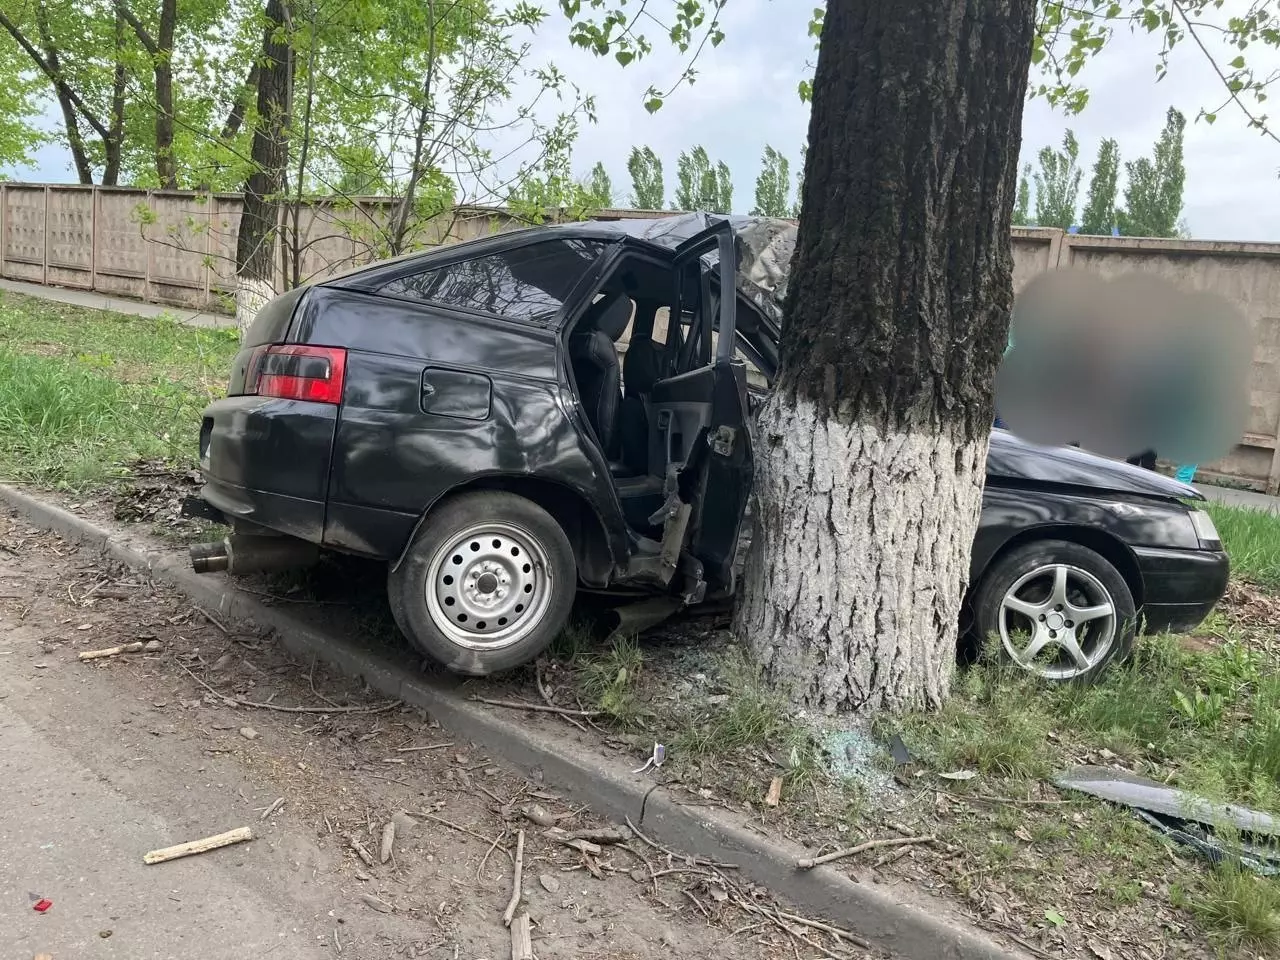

{"left": 988, "top": 429, "right": 1203, "bottom": 501}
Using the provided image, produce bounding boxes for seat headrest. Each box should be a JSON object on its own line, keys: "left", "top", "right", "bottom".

{"left": 593, "top": 294, "right": 633, "bottom": 342}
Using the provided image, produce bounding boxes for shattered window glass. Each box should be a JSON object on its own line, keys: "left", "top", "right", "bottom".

{"left": 378, "top": 239, "right": 606, "bottom": 323}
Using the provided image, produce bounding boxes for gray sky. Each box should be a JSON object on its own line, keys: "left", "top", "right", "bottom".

{"left": 10, "top": 0, "right": 1279, "bottom": 241}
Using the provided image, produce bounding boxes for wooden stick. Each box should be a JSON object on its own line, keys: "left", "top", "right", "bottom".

{"left": 625, "top": 816, "right": 738, "bottom": 869}
{"left": 470, "top": 695, "right": 602, "bottom": 719}
{"left": 78, "top": 641, "right": 145, "bottom": 661}
{"left": 379, "top": 821, "right": 395, "bottom": 864}
{"left": 416, "top": 811, "right": 510, "bottom": 851}
{"left": 537, "top": 661, "right": 589, "bottom": 732}
{"left": 143, "top": 826, "right": 253, "bottom": 864}
{"left": 510, "top": 912, "right": 533, "bottom": 960}
{"left": 177, "top": 661, "right": 399, "bottom": 714}
{"left": 765, "top": 776, "right": 783, "bottom": 808}
{"left": 349, "top": 835, "right": 376, "bottom": 868}
{"left": 259, "top": 797, "right": 285, "bottom": 821}
{"left": 797, "top": 834, "right": 935, "bottom": 869}
{"left": 502, "top": 829, "right": 526, "bottom": 927}
{"left": 396, "top": 742, "right": 454, "bottom": 753}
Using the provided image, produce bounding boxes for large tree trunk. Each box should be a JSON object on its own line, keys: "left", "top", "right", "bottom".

{"left": 234, "top": 0, "right": 292, "bottom": 335}
{"left": 735, "top": 0, "right": 1037, "bottom": 714}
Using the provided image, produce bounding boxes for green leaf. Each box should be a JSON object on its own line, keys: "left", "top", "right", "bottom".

{"left": 1045, "top": 910, "right": 1066, "bottom": 927}
{"left": 1231, "top": 55, "right": 1246, "bottom": 68}
{"left": 643, "top": 97, "right": 663, "bottom": 114}
{"left": 615, "top": 50, "right": 634, "bottom": 66}
{"left": 1204, "top": 112, "right": 1217, "bottom": 123}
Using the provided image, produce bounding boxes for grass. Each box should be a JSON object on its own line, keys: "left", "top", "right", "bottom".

{"left": 0, "top": 291, "right": 237, "bottom": 487}
{"left": 1194, "top": 859, "right": 1280, "bottom": 951}
{"left": 1205, "top": 501, "right": 1280, "bottom": 587}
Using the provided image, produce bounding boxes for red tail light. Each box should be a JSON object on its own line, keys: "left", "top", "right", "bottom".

{"left": 248, "top": 345, "right": 347, "bottom": 405}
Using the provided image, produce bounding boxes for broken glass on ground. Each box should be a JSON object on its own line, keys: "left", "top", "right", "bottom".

{"left": 1054, "top": 765, "right": 1280, "bottom": 876}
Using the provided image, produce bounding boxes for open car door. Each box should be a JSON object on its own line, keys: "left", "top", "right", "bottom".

{"left": 666, "top": 221, "right": 755, "bottom": 596}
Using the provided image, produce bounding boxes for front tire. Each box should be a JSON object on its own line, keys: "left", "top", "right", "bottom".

{"left": 972, "top": 539, "right": 1136, "bottom": 683}
{"left": 388, "top": 492, "right": 577, "bottom": 676}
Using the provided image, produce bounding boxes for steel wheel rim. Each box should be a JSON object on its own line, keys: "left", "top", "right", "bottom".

{"left": 997, "top": 562, "right": 1117, "bottom": 680}
{"left": 425, "top": 521, "right": 553, "bottom": 651}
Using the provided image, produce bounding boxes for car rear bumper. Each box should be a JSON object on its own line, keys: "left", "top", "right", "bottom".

{"left": 198, "top": 396, "right": 337, "bottom": 545}
{"left": 1133, "top": 545, "right": 1230, "bottom": 635}
{"left": 199, "top": 476, "right": 326, "bottom": 545}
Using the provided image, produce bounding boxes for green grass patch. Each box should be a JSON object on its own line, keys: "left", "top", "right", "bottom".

{"left": 0, "top": 291, "right": 237, "bottom": 487}
{"left": 1193, "top": 859, "right": 1280, "bottom": 950}
{"left": 1205, "top": 501, "right": 1280, "bottom": 587}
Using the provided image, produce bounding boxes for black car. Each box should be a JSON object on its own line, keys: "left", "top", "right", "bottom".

{"left": 188, "top": 215, "right": 1229, "bottom": 683}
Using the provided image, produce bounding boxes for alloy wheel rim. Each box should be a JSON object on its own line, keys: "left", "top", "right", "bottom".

{"left": 425, "top": 521, "right": 553, "bottom": 651}
{"left": 997, "top": 562, "right": 1117, "bottom": 680}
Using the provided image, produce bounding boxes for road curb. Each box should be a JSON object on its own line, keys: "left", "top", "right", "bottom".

{"left": 0, "top": 483, "right": 1028, "bottom": 960}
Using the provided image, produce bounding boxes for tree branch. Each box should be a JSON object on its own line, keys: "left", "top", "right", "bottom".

{"left": 114, "top": 0, "right": 158, "bottom": 54}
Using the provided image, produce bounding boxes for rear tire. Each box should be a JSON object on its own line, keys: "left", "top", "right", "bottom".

{"left": 388, "top": 492, "right": 577, "bottom": 676}
{"left": 972, "top": 539, "right": 1136, "bottom": 684}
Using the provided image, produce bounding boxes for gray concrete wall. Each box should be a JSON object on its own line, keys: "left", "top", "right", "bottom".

{"left": 5, "top": 183, "right": 1279, "bottom": 491}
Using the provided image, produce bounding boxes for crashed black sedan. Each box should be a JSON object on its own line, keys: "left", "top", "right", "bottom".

{"left": 187, "top": 215, "right": 1229, "bottom": 682}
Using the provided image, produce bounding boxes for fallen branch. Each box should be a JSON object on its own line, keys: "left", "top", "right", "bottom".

{"left": 396, "top": 741, "right": 455, "bottom": 753}
{"left": 537, "top": 661, "right": 588, "bottom": 731}
{"left": 797, "top": 834, "right": 935, "bottom": 869}
{"left": 178, "top": 661, "right": 399, "bottom": 714}
{"left": 416, "top": 811, "right": 510, "bottom": 853}
{"left": 144, "top": 826, "right": 253, "bottom": 864}
{"left": 625, "top": 816, "right": 738, "bottom": 870}
{"left": 79, "top": 640, "right": 158, "bottom": 661}
{"left": 349, "top": 835, "right": 376, "bottom": 868}
{"left": 259, "top": 797, "right": 285, "bottom": 821}
{"left": 510, "top": 912, "right": 533, "bottom": 960}
{"left": 470, "top": 695, "right": 602, "bottom": 719}
{"left": 568, "top": 825, "right": 632, "bottom": 845}
{"left": 502, "top": 829, "right": 526, "bottom": 927}
{"left": 380, "top": 821, "right": 396, "bottom": 864}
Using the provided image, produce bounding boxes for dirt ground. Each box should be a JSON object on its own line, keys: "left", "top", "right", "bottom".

{"left": 0, "top": 508, "right": 883, "bottom": 960}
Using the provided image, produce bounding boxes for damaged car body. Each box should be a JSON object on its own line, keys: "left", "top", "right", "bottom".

{"left": 187, "top": 214, "right": 1230, "bottom": 680}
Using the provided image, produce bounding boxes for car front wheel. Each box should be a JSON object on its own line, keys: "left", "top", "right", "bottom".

{"left": 972, "top": 539, "right": 1137, "bottom": 683}
{"left": 388, "top": 492, "right": 577, "bottom": 676}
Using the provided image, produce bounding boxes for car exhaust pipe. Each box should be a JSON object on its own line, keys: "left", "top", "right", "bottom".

{"left": 189, "top": 534, "right": 320, "bottom": 576}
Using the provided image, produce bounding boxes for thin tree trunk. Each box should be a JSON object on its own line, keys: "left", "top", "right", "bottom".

{"left": 234, "top": 0, "right": 292, "bottom": 335}
{"left": 154, "top": 0, "right": 177, "bottom": 188}
{"left": 101, "top": 8, "right": 128, "bottom": 186}
{"left": 388, "top": 0, "right": 438, "bottom": 256}
{"left": 735, "top": 0, "right": 1037, "bottom": 714}
{"left": 116, "top": 0, "right": 177, "bottom": 188}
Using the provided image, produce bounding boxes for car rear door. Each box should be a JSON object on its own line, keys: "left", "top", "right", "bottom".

{"left": 662, "top": 222, "right": 755, "bottom": 592}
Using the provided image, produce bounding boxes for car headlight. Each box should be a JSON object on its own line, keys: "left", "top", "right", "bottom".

{"left": 1188, "top": 509, "right": 1222, "bottom": 550}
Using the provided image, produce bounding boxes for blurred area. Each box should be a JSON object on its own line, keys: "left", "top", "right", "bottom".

{"left": 995, "top": 269, "right": 1253, "bottom": 467}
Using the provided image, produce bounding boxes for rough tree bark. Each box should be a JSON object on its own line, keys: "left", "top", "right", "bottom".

{"left": 234, "top": 0, "right": 292, "bottom": 335}
{"left": 117, "top": 0, "right": 178, "bottom": 188}
{"left": 735, "top": 0, "right": 1037, "bottom": 714}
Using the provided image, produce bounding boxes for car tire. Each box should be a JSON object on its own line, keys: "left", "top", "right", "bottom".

{"left": 972, "top": 539, "right": 1137, "bottom": 684}
{"left": 388, "top": 491, "right": 577, "bottom": 676}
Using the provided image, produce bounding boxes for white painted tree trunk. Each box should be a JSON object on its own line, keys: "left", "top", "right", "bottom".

{"left": 736, "top": 393, "right": 990, "bottom": 715}
{"left": 234, "top": 275, "right": 274, "bottom": 338}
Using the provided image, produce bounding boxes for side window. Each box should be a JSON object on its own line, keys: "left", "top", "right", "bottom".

{"left": 377, "top": 239, "right": 606, "bottom": 322}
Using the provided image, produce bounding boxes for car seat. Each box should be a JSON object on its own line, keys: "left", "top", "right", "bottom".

{"left": 569, "top": 293, "right": 632, "bottom": 464}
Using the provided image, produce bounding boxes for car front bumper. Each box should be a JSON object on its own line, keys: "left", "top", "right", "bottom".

{"left": 1133, "top": 545, "right": 1230, "bottom": 635}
